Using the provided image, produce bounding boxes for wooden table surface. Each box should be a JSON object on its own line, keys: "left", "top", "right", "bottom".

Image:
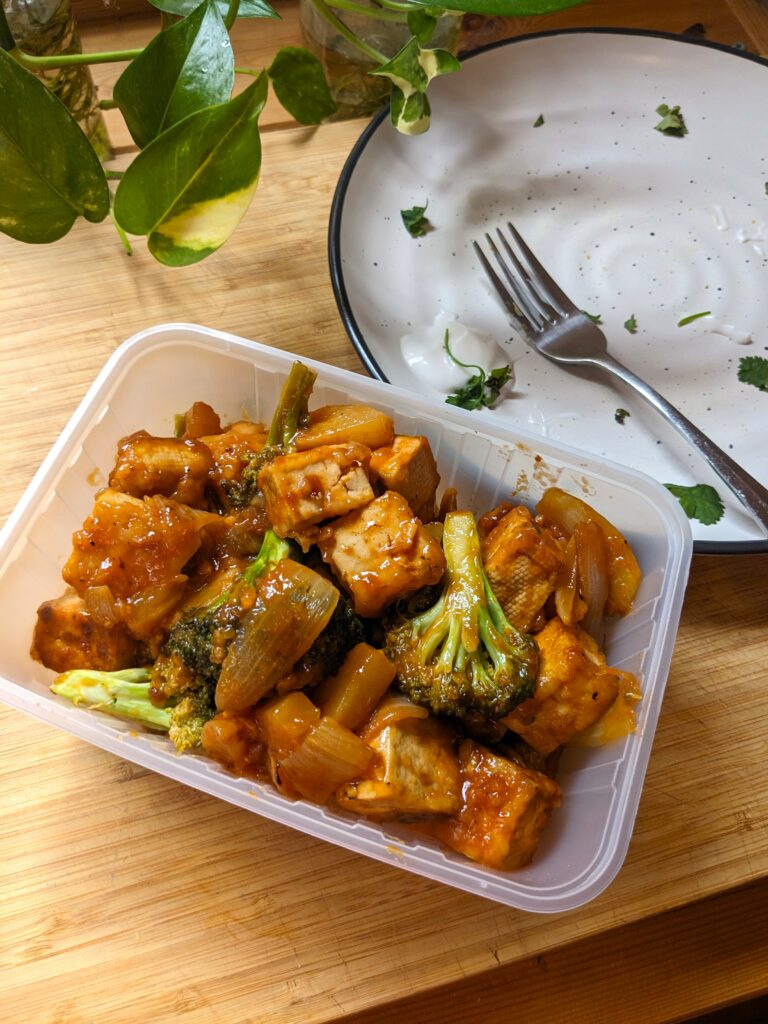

{"left": 2, "top": 2, "right": 768, "bottom": 1022}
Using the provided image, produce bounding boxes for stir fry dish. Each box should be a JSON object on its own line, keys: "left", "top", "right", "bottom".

{"left": 32, "top": 362, "right": 643, "bottom": 872}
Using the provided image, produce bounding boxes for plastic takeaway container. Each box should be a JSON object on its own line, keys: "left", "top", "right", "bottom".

{"left": 0, "top": 324, "right": 692, "bottom": 912}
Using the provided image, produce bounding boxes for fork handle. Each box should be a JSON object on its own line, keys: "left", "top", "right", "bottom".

{"left": 593, "top": 353, "right": 768, "bottom": 533}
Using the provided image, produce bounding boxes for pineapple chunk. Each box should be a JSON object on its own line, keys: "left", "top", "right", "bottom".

{"left": 295, "top": 404, "right": 395, "bottom": 451}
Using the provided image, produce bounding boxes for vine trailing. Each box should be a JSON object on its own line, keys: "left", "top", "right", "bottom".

{"left": 0, "top": 0, "right": 587, "bottom": 266}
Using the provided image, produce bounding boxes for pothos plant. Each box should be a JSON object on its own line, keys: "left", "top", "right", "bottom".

{"left": 0, "top": 0, "right": 586, "bottom": 267}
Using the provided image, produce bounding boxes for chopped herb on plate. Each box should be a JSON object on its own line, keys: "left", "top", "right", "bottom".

{"left": 624, "top": 314, "right": 638, "bottom": 334}
{"left": 614, "top": 408, "right": 630, "bottom": 424}
{"left": 533, "top": 114, "right": 545, "bottom": 127}
{"left": 665, "top": 483, "right": 725, "bottom": 525}
{"left": 582, "top": 310, "right": 602, "bottom": 325}
{"left": 737, "top": 355, "right": 768, "bottom": 392}
{"left": 677, "top": 310, "right": 710, "bottom": 327}
{"left": 401, "top": 203, "right": 431, "bottom": 238}
{"left": 443, "top": 330, "right": 513, "bottom": 411}
{"left": 655, "top": 103, "right": 688, "bottom": 137}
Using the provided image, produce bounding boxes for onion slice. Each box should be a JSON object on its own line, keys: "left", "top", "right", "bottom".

{"left": 215, "top": 560, "right": 339, "bottom": 713}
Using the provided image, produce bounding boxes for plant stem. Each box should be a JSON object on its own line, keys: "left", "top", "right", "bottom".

{"left": 309, "top": 0, "right": 388, "bottom": 63}
{"left": 109, "top": 197, "right": 133, "bottom": 256}
{"left": 375, "top": 0, "right": 420, "bottom": 11}
{"left": 13, "top": 46, "right": 143, "bottom": 69}
{"left": 105, "top": 169, "right": 124, "bottom": 180}
{"left": 328, "top": 0, "right": 407, "bottom": 23}
{"left": 224, "top": 0, "right": 241, "bottom": 30}
{"left": 99, "top": 98, "right": 117, "bottom": 110}
{"left": 235, "top": 65, "right": 262, "bottom": 76}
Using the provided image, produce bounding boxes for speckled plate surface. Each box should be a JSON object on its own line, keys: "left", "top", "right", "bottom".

{"left": 329, "top": 30, "right": 768, "bottom": 552}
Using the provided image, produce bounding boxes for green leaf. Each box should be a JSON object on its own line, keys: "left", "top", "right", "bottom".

{"left": 664, "top": 483, "right": 725, "bottom": 525}
{"left": 737, "top": 355, "right": 768, "bottom": 392}
{"left": 655, "top": 102, "right": 688, "bottom": 137}
{"left": 268, "top": 47, "right": 336, "bottom": 124}
{"left": 406, "top": 0, "right": 588, "bottom": 14}
{"left": 401, "top": 203, "right": 431, "bottom": 237}
{"left": 443, "top": 329, "right": 513, "bottom": 410}
{"left": 407, "top": 8, "right": 439, "bottom": 44}
{"left": 0, "top": 49, "right": 108, "bottom": 243}
{"left": 373, "top": 37, "right": 460, "bottom": 135}
{"left": 533, "top": 113, "right": 544, "bottom": 127}
{"left": 677, "top": 310, "right": 710, "bottom": 326}
{"left": 624, "top": 314, "right": 638, "bottom": 333}
{"left": 114, "top": 73, "right": 268, "bottom": 266}
{"left": 581, "top": 310, "right": 602, "bottom": 325}
{"left": 114, "top": 0, "right": 234, "bottom": 149}
{"left": 614, "top": 408, "right": 630, "bottom": 424}
{"left": 148, "top": 0, "right": 278, "bottom": 18}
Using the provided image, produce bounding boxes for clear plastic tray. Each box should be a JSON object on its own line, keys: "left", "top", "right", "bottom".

{"left": 0, "top": 324, "right": 692, "bottom": 912}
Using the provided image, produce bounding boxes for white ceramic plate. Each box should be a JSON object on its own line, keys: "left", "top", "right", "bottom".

{"left": 330, "top": 30, "right": 768, "bottom": 552}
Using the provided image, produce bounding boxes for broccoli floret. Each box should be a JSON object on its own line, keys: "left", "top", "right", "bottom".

{"left": 155, "top": 528, "right": 295, "bottom": 696}
{"left": 167, "top": 681, "right": 215, "bottom": 752}
{"left": 224, "top": 360, "right": 317, "bottom": 509}
{"left": 385, "top": 510, "right": 538, "bottom": 720}
{"left": 301, "top": 593, "right": 365, "bottom": 679}
{"left": 51, "top": 668, "right": 172, "bottom": 730}
{"left": 50, "top": 668, "right": 215, "bottom": 753}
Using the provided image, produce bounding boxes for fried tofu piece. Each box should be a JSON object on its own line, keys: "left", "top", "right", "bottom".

{"left": 370, "top": 435, "right": 440, "bottom": 523}
{"left": 62, "top": 489, "right": 225, "bottom": 638}
{"left": 295, "top": 404, "right": 395, "bottom": 452}
{"left": 200, "top": 420, "right": 268, "bottom": 501}
{"left": 502, "top": 617, "right": 621, "bottom": 755}
{"left": 318, "top": 491, "right": 446, "bottom": 617}
{"left": 108, "top": 430, "right": 214, "bottom": 508}
{"left": 31, "top": 590, "right": 141, "bottom": 673}
{"left": 336, "top": 712, "right": 460, "bottom": 819}
{"left": 432, "top": 739, "right": 562, "bottom": 870}
{"left": 258, "top": 442, "right": 374, "bottom": 543}
{"left": 481, "top": 505, "right": 564, "bottom": 631}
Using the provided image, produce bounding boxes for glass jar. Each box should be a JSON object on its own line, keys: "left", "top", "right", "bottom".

{"left": 299, "top": 0, "right": 462, "bottom": 120}
{"left": 3, "top": 0, "right": 111, "bottom": 159}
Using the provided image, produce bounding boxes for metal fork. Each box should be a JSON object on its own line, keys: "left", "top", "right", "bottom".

{"left": 473, "top": 222, "right": 768, "bottom": 534}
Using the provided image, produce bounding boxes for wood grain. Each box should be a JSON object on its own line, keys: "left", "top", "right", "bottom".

{"left": 1, "top": 3, "right": 768, "bottom": 1024}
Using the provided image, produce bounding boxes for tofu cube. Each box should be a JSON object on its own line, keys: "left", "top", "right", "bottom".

{"left": 108, "top": 430, "right": 213, "bottom": 508}
{"left": 336, "top": 714, "right": 461, "bottom": 819}
{"left": 481, "top": 505, "right": 564, "bottom": 632}
{"left": 31, "top": 590, "right": 140, "bottom": 673}
{"left": 502, "top": 617, "right": 620, "bottom": 754}
{"left": 258, "top": 442, "right": 374, "bottom": 541}
{"left": 370, "top": 435, "right": 440, "bottom": 523}
{"left": 433, "top": 740, "right": 562, "bottom": 870}
{"left": 318, "top": 491, "right": 446, "bottom": 617}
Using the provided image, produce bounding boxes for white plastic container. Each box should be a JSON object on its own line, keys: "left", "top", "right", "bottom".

{"left": 0, "top": 324, "right": 692, "bottom": 912}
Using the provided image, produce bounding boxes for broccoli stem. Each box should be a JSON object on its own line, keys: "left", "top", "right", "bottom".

{"left": 266, "top": 361, "right": 317, "bottom": 451}
{"left": 51, "top": 668, "right": 171, "bottom": 731}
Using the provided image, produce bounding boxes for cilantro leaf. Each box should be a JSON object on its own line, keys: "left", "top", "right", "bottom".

{"left": 581, "top": 310, "right": 602, "bottom": 325}
{"left": 401, "top": 203, "right": 431, "bottom": 238}
{"left": 665, "top": 483, "right": 724, "bottom": 525}
{"left": 443, "top": 330, "right": 513, "bottom": 411}
{"left": 655, "top": 103, "right": 688, "bottom": 137}
{"left": 737, "top": 355, "right": 768, "bottom": 392}
{"left": 624, "top": 314, "right": 638, "bottom": 334}
{"left": 614, "top": 408, "right": 630, "bottom": 424}
{"left": 533, "top": 114, "right": 545, "bottom": 127}
{"left": 677, "top": 310, "right": 710, "bottom": 326}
